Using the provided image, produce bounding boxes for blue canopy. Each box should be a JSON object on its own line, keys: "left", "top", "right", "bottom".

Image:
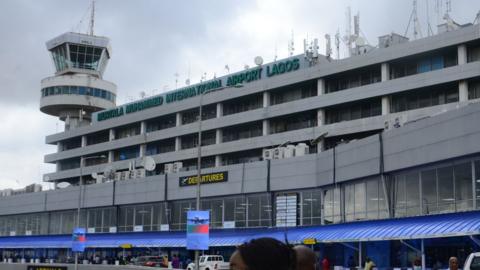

{"left": 0, "top": 211, "right": 479, "bottom": 248}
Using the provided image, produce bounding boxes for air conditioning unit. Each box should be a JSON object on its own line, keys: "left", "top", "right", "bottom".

{"left": 173, "top": 162, "right": 183, "bottom": 173}
{"left": 114, "top": 172, "right": 122, "bottom": 181}
{"left": 121, "top": 171, "right": 130, "bottom": 181}
{"left": 164, "top": 163, "right": 174, "bottom": 174}
{"left": 135, "top": 169, "right": 146, "bottom": 178}
{"left": 284, "top": 145, "right": 295, "bottom": 158}
{"left": 273, "top": 147, "right": 285, "bottom": 159}
{"left": 263, "top": 149, "right": 273, "bottom": 160}
{"left": 295, "top": 143, "right": 309, "bottom": 156}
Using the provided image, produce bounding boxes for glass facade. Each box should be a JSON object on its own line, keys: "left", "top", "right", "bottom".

{"left": 390, "top": 84, "right": 459, "bottom": 113}
{"left": 69, "top": 44, "right": 104, "bottom": 71}
{"left": 41, "top": 86, "right": 116, "bottom": 102}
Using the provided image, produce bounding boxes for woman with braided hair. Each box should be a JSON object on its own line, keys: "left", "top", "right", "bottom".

{"left": 229, "top": 237, "right": 297, "bottom": 270}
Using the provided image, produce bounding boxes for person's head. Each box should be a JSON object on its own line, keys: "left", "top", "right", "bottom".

{"left": 449, "top": 257, "right": 458, "bottom": 270}
{"left": 294, "top": 245, "right": 316, "bottom": 270}
{"left": 229, "top": 237, "right": 296, "bottom": 270}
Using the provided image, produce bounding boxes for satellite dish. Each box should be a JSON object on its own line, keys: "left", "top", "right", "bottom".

{"left": 355, "top": 37, "right": 365, "bottom": 46}
{"left": 143, "top": 157, "right": 156, "bottom": 171}
{"left": 254, "top": 56, "right": 264, "bottom": 66}
{"left": 103, "top": 166, "right": 116, "bottom": 180}
{"left": 57, "top": 182, "right": 71, "bottom": 189}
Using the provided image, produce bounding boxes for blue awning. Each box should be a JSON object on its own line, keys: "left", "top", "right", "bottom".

{"left": 0, "top": 211, "right": 479, "bottom": 249}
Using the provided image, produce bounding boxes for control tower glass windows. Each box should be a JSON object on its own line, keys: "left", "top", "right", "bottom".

{"left": 41, "top": 86, "right": 116, "bottom": 102}
{"left": 69, "top": 44, "right": 104, "bottom": 71}
{"left": 270, "top": 80, "right": 317, "bottom": 105}
{"left": 50, "top": 44, "right": 69, "bottom": 72}
{"left": 269, "top": 110, "right": 317, "bottom": 134}
{"left": 390, "top": 83, "right": 458, "bottom": 113}
{"left": 223, "top": 94, "right": 263, "bottom": 116}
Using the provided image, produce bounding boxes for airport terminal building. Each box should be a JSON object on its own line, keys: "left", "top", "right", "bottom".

{"left": 1, "top": 20, "right": 480, "bottom": 268}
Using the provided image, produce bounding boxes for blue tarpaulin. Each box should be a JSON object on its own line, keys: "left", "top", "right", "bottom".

{"left": 0, "top": 211, "right": 479, "bottom": 248}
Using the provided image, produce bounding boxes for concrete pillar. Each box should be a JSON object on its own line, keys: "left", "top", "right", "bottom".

{"left": 175, "top": 137, "right": 181, "bottom": 151}
{"left": 458, "top": 44, "right": 467, "bottom": 65}
{"left": 216, "top": 129, "right": 222, "bottom": 144}
{"left": 108, "top": 150, "right": 114, "bottom": 163}
{"left": 57, "top": 142, "right": 63, "bottom": 152}
{"left": 381, "top": 62, "right": 390, "bottom": 82}
{"left": 317, "top": 78, "right": 325, "bottom": 95}
{"left": 139, "top": 144, "right": 147, "bottom": 157}
{"left": 215, "top": 155, "right": 222, "bottom": 167}
{"left": 216, "top": 103, "right": 223, "bottom": 118}
{"left": 263, "top": 91, "right": 270, "bottom": 108}
{"left": 176, "top": 112, "right": 182, "bottom": 126}
{"left": 81, "top": 135, "right": 87, "bottom": 147}
{"left": 459, "top": 80, "right": 469, "bottom": 102}
{"left": 140, "top": 121, "right": 147, "bottom": 134}
{"left": 109, "top": 129, "right": 115, "bottom": 141}
{"left": 317, "top": 109, "right": 325, "bottom": 126}
{"left": 382, "top": 96, "right": 390, "bottom": 115}
{"left": 262, "top": 120, "right": 269, "bottom": 136}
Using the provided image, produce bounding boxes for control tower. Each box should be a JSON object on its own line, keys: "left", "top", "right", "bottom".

{"left": 40, "top": 32, "right": 117, "bottom": 130}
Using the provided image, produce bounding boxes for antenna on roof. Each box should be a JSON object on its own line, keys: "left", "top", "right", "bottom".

{"left": 404, "top": 0, "right": 423, "bottom": 39}
{"left": 288, "top": 30, "right": 295, "bottom": 56}
{"left": 325, "top": 34, "right": 332, "bottom": 59}
{"left": 89, "top": 0, "right": 95, "bottom": 36}
{"left": 474, "top": 10, "right": 480, "bottom": 24}
{"left": 174, "top": 72, "right": 179, "bottom": 89}
{"left": 335, "top": 30, "right": 340, "bottom": 59}
{"left": 344, "top": 7, "right": 352, "bottom": 56}
{"left": 426, "top": 0, "right": 434, "bottom": 36}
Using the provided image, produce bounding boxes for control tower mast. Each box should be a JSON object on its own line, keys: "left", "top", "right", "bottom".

{"left": 39, "top": 9, "right": 116, "bottom": 130}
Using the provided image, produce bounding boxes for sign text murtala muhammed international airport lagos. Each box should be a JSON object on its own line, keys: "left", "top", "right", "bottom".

{"left": 95, "top": 58, "right": 300, "bottom": 122}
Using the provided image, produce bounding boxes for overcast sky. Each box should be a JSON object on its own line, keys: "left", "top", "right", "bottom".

{"left": 0, "top": 0, "right": 478, "bottom": 190}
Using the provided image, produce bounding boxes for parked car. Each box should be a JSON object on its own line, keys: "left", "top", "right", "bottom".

{"left": 187, "top": 255, "right": 229, "bottom": 270}
{"left": 464, "top": 252, "right": 480, "bottom": 270}
{"left": 134, "top": 256, "right": 165, "bottom": 267}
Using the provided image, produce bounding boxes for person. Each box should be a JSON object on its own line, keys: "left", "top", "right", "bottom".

{"left": 413, "top": 257, "right": 422, "bottom": 270}
{"left": 322, "top": 256, "right": 330, "bottom": 270}
{"left": 229, "top": 237, "right": 296, "bottom": 270}
{"left": 448, "top": 257, "right": 459, "bottom": 270}
{"left": 172, "top": 254, "right": 180, "bottom": 269}
{"left": 294, "top": 245, "right": 316, "bottom": 270}
{"left": 347, "top": 255, "right": 355, "bottom": 270}
{"left": 365, "top": 257, "right": 376, "bottom": 270}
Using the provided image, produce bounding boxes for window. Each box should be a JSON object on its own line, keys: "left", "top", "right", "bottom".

{"left": 223, "top": 122, "right": 262, "bottom": 142}
{"left": 390, "top": 84, "right": 458, "bottom": 113}
{"left": 223, "top": 94, "right": 263, "bottom": 116}
{"left": 323, "top": 187, "right": 341, "bottom": 224}
{"left": 270, "top": 80, "right": 317, "bottom": 105}
{"left": 325, "top": 99, "right": 382, "bottom": 124}
{"left": 269, "top": 110, "right": 317, "bottom": 134}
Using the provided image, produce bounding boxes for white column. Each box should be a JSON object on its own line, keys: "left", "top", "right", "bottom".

{"left": 317, "top": 109, "right": 325, "bottom": 126}
{"left": 458, "top": 44, "right": 467, "bottom": 65}
{"left": 139, "top": 144, "right": 147, "bottom": 157}
{"left": 57, "top": 142, "right": 63, "bottom": 152}
{"left": 382, "top": 96, "right": 390, "bottom": 115}
{"left": 216, "top": 103, "right": 223, "bottom": 118}
{"left": 317, "top": 78, "right": 325, "bottom": 95}
{"left": 262, "top": 120, "right": 269, "bottom": 136}
{"left": 215, "top": 155, "right": 222, "bottom": 167}
{"left": 263, "top": 91, "right": 270, "bottom": 108}
{"left": 140, "top": 121, "right": 147, "bottom": 134}
{"left": 175, "top": 137, "right": 181, "bottom": 151}
{"left": 108, "top": 151, "right": 114, "bottom": 163}
{"left": 81, "top": 136, "right": 87, "bottom": 147}
{"left": 176, "top": 112, "right": 182, "bottom": 126}
{"left": 109, "top": 129, "right": 115, "bottom": 141}
{"left": 459, "top": 80, "right": 469, "bottom": 102}
{"left": 216, "top": 129, "right": 222, "bottom": 144}
{"left": 381, "top": 63, "right": 390, "bottom": 82}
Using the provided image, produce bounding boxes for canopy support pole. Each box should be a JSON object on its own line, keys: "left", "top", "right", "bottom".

{"left": 421, "top": 239, "right": 425, "bottom": 270}
{"left": 400, "top": 239, "right": 421, "bottom": 253}
{"left": 359, "top": 242, "right": 362, "bottom": 270}
{"left": 340, "top": 242, "right": 359, "bottom": 251}
{"left": 470, "top": 235, "right": 480, "bottom": 248}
